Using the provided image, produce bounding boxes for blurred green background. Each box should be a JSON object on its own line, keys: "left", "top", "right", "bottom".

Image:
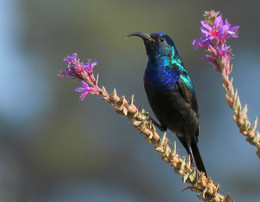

{"left": 1, "top": 0, "right": 260, "bottom": 201}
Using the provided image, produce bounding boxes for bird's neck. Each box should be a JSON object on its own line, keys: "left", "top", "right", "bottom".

{"left": 147, "top": 46, "right": 183, "bottom": 67}
{"left": 145, "top": 56, "right": 183, "bottom": 89}
{"left": 147, "top": 51, "right": 183, "bottom": 73}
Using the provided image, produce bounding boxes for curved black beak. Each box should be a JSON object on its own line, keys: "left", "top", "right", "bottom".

{"left": 127, "top": 32, "right": 154, "bottom": 42}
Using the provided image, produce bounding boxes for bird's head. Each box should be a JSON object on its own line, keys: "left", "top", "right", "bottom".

{"left": 127, "top": 32, "right": 176, "bottom": 58}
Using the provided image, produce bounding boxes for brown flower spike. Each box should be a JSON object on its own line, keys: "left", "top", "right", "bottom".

{"left": 193, "top": 10, "right": 260, "bottom": 158}
{"left": 59, "top": 51, "right": 232, "bottom": 201}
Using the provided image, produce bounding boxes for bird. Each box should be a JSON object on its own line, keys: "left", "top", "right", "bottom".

{"left": 128, "top": 32, "right": 207, "bottom": 177}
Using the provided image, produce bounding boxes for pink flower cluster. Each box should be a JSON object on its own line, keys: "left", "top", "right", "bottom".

{"left": 58, "top": 53, "right": 101, "bottom": 100}
{"left": 192, "top": 11, "right": 239, "bottom": 75}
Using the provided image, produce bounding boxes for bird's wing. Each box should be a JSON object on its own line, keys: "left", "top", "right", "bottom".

{"left": 178, "top": 71, "right": 198, "bottom": 112}
{"left": 178, "top": 70, "right": 200, "bottom": 138}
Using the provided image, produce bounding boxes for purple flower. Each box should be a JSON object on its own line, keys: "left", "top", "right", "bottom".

{"left": 192, "top": 13, "right": 239, "bottom": 48}
{"left": 218, "top": 19, "right": 239, "bottom": 42}
{"left": 84, "top": 59, "right": 98, "bottom": 73}
{"left": 199, "top": 14, "right": 239, "bottom": 43}
{"left": 59, "top": 53, "right": 99, "bottom": 80}
{"left": 64, "top": 52, "right": 78, "bottom": 64}
{"left": 200, "top": 15, "right": 222, "bottom": 40}
{"left": 75, "top": 81, "right": 93, "bottom": 101}
{"left": 222, "top": 19, "right": 240, "bottom": 38}
{"left": 59, "top": 52, "right": 101, "bottom": 100}
{"left": 75, "top": 81, "right": 100, "bottom": 101}
{"left": 58, "top": 53, "right": 82, "bottom": 78}
{"left": 192, "top": 11, "right": 239, "bottom": 74}
{"left": 191, "top": 36, "right": 211, "bottom": 50}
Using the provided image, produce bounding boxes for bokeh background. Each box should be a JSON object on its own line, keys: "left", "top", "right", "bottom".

{"left": 1, "top": 0, "right": 260, "bottom": 201}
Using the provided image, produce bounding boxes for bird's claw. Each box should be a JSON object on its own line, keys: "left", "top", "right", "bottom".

{"left": 147, "top": 116, "right": 167, "bottom": 132}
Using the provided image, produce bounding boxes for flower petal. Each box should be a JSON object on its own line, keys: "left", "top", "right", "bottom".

{"left": 201, "top": 21, "right": 212, "bottom": 32}
{"left": 75, "top": 86, "right": 85, "bottom": 92}
{"left": 79, "top": 92, "right": 89, "bottom": 101}
{"left": 214, "top": 14, "right": 223, "bottom": 29}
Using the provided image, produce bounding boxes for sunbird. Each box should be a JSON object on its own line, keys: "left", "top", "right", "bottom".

{"left": 128, "top": 32, "right": 207, "bottom": 176}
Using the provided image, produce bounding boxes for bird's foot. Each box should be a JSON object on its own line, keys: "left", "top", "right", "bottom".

{"left": 148, "top": 116, "right": 167, "bottom": 132}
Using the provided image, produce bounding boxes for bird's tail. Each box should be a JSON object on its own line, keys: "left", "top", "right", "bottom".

{"left": 178, "top": 137, "right": 207, "bottom": 177}
{"left": 188, "top": 140, "right": 207, "bottom": 177}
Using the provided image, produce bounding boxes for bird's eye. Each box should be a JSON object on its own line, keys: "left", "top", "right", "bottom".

{"left": 159, "top": 37, "right": 165, "bottom": 43}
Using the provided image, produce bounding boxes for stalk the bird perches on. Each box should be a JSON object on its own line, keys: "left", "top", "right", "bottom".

{"left": 128, "top": 32, "right": 207, "bottom": 177}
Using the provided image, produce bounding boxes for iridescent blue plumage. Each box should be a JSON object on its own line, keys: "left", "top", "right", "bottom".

{"left": 128, "top": 32, "right": 207, "bottom": 176}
